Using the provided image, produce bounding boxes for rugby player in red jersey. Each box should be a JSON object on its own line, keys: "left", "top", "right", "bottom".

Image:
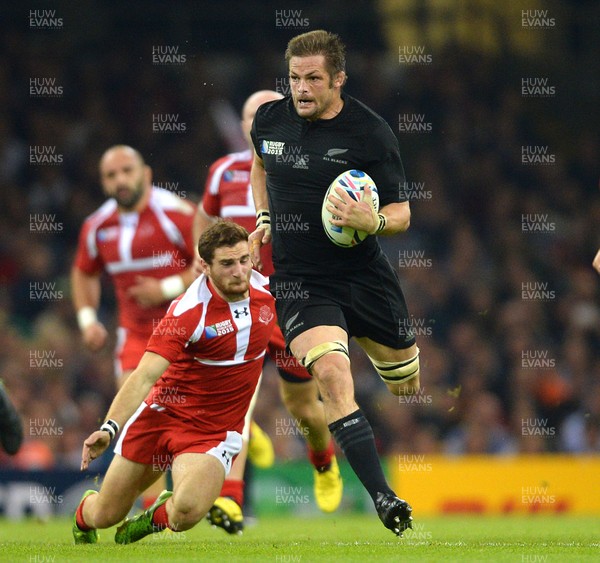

{"left": 72, "top": 221, "right": 276, "bottom": 544}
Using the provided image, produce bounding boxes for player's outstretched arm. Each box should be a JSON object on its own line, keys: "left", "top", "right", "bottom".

{"left": 80, "top": 351, "right": 170, "bottom": 470}
{"left": 71, "top": 266, "right": 108, "bottom": 351}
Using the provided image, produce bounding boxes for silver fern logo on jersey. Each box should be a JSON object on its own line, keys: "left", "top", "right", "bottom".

{"left": 323, "top": 148, "right": 348, "bottom": 164}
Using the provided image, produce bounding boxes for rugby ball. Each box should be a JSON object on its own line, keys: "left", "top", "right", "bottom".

{"left": 321, "top": 170, "right": 379, "bottom": 247}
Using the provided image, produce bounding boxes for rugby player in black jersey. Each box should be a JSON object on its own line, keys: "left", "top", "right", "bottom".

{"left": 249, "top": 30, "right": 419, "bottom": 537}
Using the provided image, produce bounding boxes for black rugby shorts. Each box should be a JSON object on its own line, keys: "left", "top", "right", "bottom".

{"left": 271, "top": 253, "right": 415, "bottom": 350}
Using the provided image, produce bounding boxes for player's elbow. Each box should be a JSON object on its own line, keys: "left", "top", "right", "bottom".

{"left": 401, "top": 209, "right": 411, "bottom": 232}
{"left": 394, "top": 208, "right": 410, "bottom": 233}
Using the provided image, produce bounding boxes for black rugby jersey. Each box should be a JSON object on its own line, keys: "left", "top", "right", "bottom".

{"left": 251, "top": 94, "right": 406, "bottom": 276}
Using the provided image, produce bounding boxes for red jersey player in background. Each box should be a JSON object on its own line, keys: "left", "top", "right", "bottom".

{"left": 72, "top": 145, "right": 198, "bottom": 390}
{"left": 71, "top": 145, "right": 198, "bottom": 506}
{"left": 72, "top": 221, "right": 276, "bottom": 545}
{"left": 195, "top": 91, "right": 343, "bottom": 532}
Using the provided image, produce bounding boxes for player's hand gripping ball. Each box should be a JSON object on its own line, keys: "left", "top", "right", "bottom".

{"left": 321, "top": 169, "right": 379, "bottom": 247}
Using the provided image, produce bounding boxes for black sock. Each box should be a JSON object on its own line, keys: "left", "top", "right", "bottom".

{"left": 328, "top": 409, "right": 394, "bottom": 504}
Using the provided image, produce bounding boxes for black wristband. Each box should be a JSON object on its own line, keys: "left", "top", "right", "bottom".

{"left": 100, "top": 419, "right": 119, "bottom": 441}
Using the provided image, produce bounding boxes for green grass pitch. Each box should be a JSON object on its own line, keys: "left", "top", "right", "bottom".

{"left": 0, "top": 514, "right": 598, "bottom": 562}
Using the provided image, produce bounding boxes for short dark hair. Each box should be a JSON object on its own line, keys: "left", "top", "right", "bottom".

{"left": 285, "top": 30, "right": 346, "bottom": 79}
{"left": 198, "top": 220, "right": 249, "bottom": 264}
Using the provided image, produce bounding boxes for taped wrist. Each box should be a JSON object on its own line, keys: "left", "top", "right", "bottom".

{"left": 77, "top": 306, "right": 97, "bottom": 331}
{"left": 256, "top": 209, "right": 271, "bottom": 237}
{"left": 100, "top": 419, "right": 120, "bottom": 441}
{"left": 369, "top": 213, "right": 387, "bottom": 235}
{"left": 160, "top": 275, "right": 185, "bottom": 299}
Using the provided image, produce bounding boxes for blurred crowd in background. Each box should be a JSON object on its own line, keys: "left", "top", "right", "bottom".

{"left": 0, "top": 1, "right": 598, "bottom": 470}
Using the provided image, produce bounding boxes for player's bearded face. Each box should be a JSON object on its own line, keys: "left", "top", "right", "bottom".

{"left": 111, "top": 175, "right": 145, "bottom": 209}
{"left": 289, "top": 55, "right": 343, "bottom": 121}
{"left": 101, "top": 154, "right": 147, "bottom": 210}
{"left": 204, "top": 242, "right": 252, "bottom": 301}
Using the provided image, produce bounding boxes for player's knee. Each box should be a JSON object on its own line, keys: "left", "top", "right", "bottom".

{"left": 386, "top": 373, "right": 420, "bottom": 396}
{"left": 301, "top": 340, "right": 349, "bottom": 377}
{"left": 368, "top": 348, "right": 420, "bottom": 396}
{"left": 169, "top": 497, "right": 204, "bottom": 529}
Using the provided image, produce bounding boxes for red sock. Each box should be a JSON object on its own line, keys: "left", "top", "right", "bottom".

{"left": 152, "top": 501, "right": 171, "bottom": 531}
{"left": 220, "top": 479, "right": 244, "bottom": 507}
{"left": 76, "top": 495, "right": 94, "bottom": 531}
{"left": 309, "top": 440, "right": 334, "bottom": 472}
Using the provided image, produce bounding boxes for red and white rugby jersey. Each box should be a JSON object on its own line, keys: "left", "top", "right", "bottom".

{"left": 201, "top": 149, "right": 274, "bottom": 275}
{"left": 145, "top": 270, "right": 276, "bottom": 436}
{"left": 74, "top": 187, "right": 196, "bottom": 336}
